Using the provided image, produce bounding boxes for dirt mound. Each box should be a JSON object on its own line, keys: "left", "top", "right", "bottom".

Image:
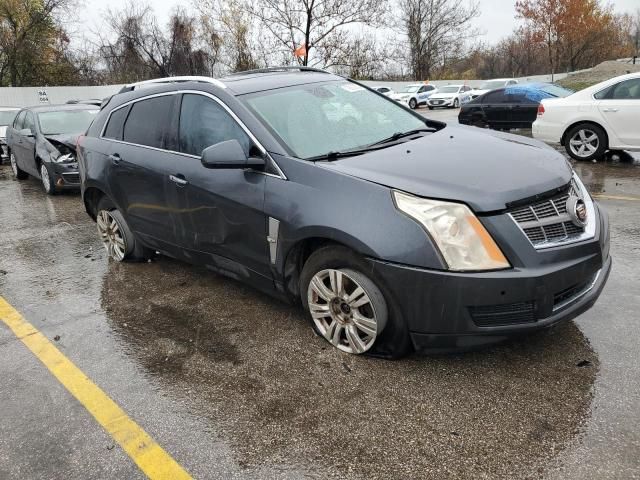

{"left": 558, "top": 60, "right": 640, "bottom": 91}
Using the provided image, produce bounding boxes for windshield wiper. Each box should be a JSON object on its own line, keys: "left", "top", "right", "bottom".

{"left": 308, "top": 128, "right": 434, "bottom": 162}
{"left": 366, "top": 128, "right": 434, "bottom": 147}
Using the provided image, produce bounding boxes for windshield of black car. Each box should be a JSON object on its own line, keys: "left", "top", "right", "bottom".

{"left": 37, "top": 110, "right": 98, "bottom": 135}
{"left": 242, "top": 81, "right": 429, "bottom": 159}
{"left": 479, "top": 80, "right": 506, "bottom": 90}
{"left": 0, "top": 111, "right": 17, "bottom": 126}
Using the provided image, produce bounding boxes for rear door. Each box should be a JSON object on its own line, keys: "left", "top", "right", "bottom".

{"left": 7, "top": 110, "right": 25, "bottom": 165}
{"left": 107, "top": 93, "right": 184, "bottom": 255}
{"left": 168, "top": 92, "right": 271, "bottom": 283}
{"left": 596, "top": 78, "right": 640, "bottom": 146}
{"left": 481, "top": 90, "right": 512, "bottom": 127}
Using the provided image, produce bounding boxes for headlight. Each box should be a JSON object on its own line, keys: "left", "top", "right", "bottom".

{"left": 51, "top": 153, "right": 74, "bottom": 163}
{"left": 393, "top": 191, "right": 510, "bottom": 271}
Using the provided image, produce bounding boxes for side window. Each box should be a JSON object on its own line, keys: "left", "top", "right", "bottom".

{"left": 14, "top": 111, "right": 25, "bottom": 129}
{"left": 508, "top": 80, "right": 517, "bottom": 85}
{"left": 418, "top": 86, "right": 427, "bottom": 93}
{"left": 123, "top": 95, "right": 173, "bottom": 148}
{"left": 103, "top": 106, "right": 129, "bottom": 140}
{"left": 610, "top": 79, "right": 640, "bottom": 100}
{"left": 178, "top": 94, "right": 251, "bottom": 157}
{"left": 483, "top": 91, "right": 505, "bottom": 104}
{"left": 23, "top": 112, "right": 36, "bottom": 132}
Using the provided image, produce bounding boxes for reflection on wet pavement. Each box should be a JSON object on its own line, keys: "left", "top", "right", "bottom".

{"left": 102, "top": 257, "right": 598, "bottom": 479}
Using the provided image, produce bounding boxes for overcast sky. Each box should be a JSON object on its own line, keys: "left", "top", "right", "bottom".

{"left": 78, "top": 0, "right": 639, "bottom": 46}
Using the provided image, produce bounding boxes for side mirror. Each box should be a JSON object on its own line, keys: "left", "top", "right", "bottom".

{"left": 19, "top": 128, "right": 33, "bottom": 137}
{"left": 201, "top": 139, "right": 265, "bottom": 169}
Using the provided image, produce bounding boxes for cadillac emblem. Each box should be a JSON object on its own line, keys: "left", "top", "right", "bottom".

{"left": 566, "top": 196, "right": 588, "bottom": 227}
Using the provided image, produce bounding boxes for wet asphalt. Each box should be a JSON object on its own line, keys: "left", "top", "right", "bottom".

{"left": 0, "top": 112, "right": 639, "bottom": 479}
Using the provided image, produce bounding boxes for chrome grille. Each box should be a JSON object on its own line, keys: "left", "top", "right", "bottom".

{"left": 509, "top": 178, "right": 590, "bottom": 249}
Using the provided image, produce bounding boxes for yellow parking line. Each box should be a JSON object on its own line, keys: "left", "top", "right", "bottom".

{"left": 593, "top": 194, "right": 640, "bottom": 202}
{"left": 0, "top": 297, "right": 192, "bottom": 480}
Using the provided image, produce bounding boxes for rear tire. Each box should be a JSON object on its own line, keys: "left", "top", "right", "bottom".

{"left": 300, "top": 245, "right": 411, "bottom": 358}
{"left": 10, "top": 152, "right": 28, "bottom": 180}
{"left": 96, "top": 197, "right": 153, "bottom": 262}
{"left": 565, "top": 123, "right": 607, "bottom": 161}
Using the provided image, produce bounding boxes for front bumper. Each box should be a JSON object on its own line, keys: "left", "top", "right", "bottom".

{"left": 368, "top": 206, "right": 611, "bottom": 353}
{"left": 428, "top": 98, "right": 455, "bottom": 107}
{"left": 49, "top": 161, "right": 81, "bottom": 189}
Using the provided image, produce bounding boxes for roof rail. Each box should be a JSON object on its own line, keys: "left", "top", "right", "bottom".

{"left": 224, "top": 66, "right": 333, "bottom": 77}
{"left": 119, "top": 76, "right": 226, "bottom": 93}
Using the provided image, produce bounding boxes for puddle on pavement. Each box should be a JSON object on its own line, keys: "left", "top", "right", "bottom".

{"left": 101, "top": 257, "right": 599, "bottom": 480}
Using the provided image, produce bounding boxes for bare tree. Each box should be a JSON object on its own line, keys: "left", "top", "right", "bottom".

{"left": 98, "top": 2, "right": 218, "bottom": 83}
{"left": 246, "top": 0, "right": 387, "bottom": 67}
{"left": 399, "top": 0, "right": 479, "bottom": 80}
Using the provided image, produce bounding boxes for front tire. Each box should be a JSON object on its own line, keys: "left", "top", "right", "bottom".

{"left": 453, "top": 98, "right": 459, "bottom": 108}
{"left": 300, "top": 245, "right": 411, "bottom": 357}
{"left": 10, "top": 152, "right": 28, "bottom": 180}
{"left": 565, "top": 123, "right": 607, "bottom": 161}
{"left": 96, "top": 197, "right": 152, "bottom": 262}
{"left": 409, "top": 98, "right": 417, "bottom": 110}
{"left": 40, "top": 162, "right": 56, "bottom": 195}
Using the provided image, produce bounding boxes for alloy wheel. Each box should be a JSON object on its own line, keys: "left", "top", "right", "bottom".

{"left": 307, "top": 269, "right": 380, "bottom": 354}
{"left": 569, "top": 129, "right": 599, "bottom": 158}
{"left": 40, "top": 164, "right": 51, "bottom": 192}
{"left": 97, "top": 210, "right": 126, "bottom": 261}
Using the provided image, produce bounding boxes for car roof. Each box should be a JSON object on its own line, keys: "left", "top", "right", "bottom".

{"left": 220, "top": 70, "right": 344, "bottom": 95}
{"left": 22, "top": 104, "right": 99, "bottom": 113}
{"left": 0, "top": 107, "right": 19, "bottom": 111}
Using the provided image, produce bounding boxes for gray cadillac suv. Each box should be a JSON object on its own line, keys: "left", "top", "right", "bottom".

{"left": 78, "top": 67, "right": 611, "bottom": 357}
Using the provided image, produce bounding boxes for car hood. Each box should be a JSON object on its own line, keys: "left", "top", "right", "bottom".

{"left": 44, "top": 133, "right": 80, "bottom": 149}
{"left": 318, "top": 125, "right": 572, "bottom": 212}
{"left": 470, "top": 89, "right": 489, "bottom": 96}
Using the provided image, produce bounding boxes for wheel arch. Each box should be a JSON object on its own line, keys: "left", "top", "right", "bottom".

{"left": 83, "top": 186, "right": 108, "bottom": 220}
{"left": 561, "top": 120, "right": 609, "bottom": 148}
{"left": 282, "top": 235, "right": 372, "bottom": 300}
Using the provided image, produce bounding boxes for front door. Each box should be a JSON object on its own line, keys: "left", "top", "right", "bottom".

{"left": 169, "top": 93, "right": 271, "bottom": 285}
{"left": 15, "top": 111, "right": 38, "bottom": 176}
{"left": 482, "top": 90, "right": 512, "bottom": 128}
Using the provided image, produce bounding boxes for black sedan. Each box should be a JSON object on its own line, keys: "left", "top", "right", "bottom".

{"left": 458, "top": 83, "right": 573, "bottom": 130}
{"left": 7, "top": 104, "right": 98, "bottom": 194}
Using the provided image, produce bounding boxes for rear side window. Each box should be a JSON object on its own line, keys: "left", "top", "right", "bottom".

{"left": 103, "top": 106, "right": 129, "bottom": 140}
{"left": 608, "top": 79, "right": 640, "bottom": 100}
{"left": 123, "top": 96, "right": 173, "bottom": 148}
{"left": 178, "top": 94, "right": 251, "bottom": 157}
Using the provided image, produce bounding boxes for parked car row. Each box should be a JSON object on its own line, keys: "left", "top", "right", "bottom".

{"left": 3, "top": 68, "right": 612, "bottom": 358}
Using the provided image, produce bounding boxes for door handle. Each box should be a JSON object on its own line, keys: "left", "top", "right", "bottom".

{"left": 602, "top": 108, "right": 618, "bottom": 113}
{"left": 109, "top": 153, "right": 122, "bottom": 165}
{"left": 169, "top": 174, "right": 188, "bottom": 186}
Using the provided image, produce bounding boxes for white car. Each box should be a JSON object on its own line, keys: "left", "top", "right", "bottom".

{"left": 533, "top": 72, "right": 640, "bottom": 161}
{"left": 373, "top": 86, "right": 394, "bottom": 97}
{"left": 427, "top": 85, "right": 473, "bottom": 109}
{"left": 0, "top": 107, "right": 19, "bottom": 162}
{"left": 390, "top": 84, "right": 437, "bottom": 109}
{"left": 469, "top": 78, "right": 518, "bottom": 100}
